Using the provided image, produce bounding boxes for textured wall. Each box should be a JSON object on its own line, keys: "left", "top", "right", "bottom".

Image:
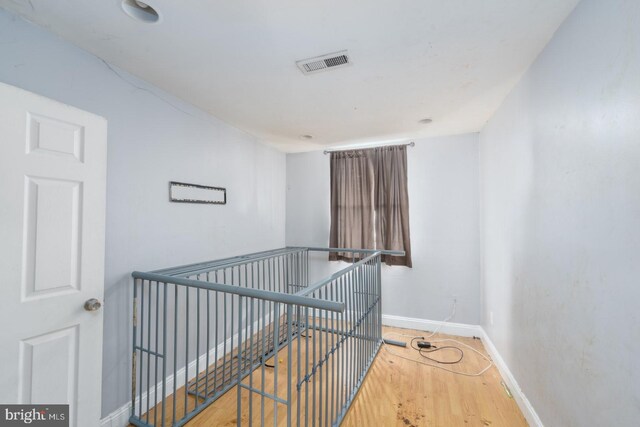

{"left": 479, "top": 0, "right": 640, "bottom": 424}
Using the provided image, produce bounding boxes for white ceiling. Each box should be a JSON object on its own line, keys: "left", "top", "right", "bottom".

{"left": 1, "top": 0, "right": 579, "bottom": 152}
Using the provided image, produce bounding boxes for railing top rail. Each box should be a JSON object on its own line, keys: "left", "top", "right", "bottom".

{"left": 294, "top": 247, "right": 405, "bottom": 297}
{"left": 132, "top": 271, "right": 344, "bottom": 312}
{"left": 152, "top": 247, "right": 304, "bottom": 277}
{"left": 297, "top": 246, "right": 406, "bottom": 256}
{"left": 172, "top": 247, "right": 307, "bottom": 278}
{"left": 296, "top": 251, "right": 379, "bottom": 297}
{"left": 149, "top": 247, "right": 403, "bottom": 277}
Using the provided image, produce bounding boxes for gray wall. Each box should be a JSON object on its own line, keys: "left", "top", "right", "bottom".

{"left": 286, "top": 134, "right": 481, "bottom": 324}
{"left": 478, "top": 0, "right": 640, "bottom": 425}
{"left": 0, "top": 10, "right": 286, "bottom": 416}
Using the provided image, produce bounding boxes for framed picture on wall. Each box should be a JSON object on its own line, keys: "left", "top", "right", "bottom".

{"left": 169, "top": 181, "right": 226, "bottom": 204}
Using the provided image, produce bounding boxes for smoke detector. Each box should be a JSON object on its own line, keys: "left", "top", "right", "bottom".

{"left": 296, "top": 51, "right": 351, "bottom": 75}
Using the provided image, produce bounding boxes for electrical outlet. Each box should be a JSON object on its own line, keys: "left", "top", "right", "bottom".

{"left": 489, "top": 311, "right": 494, "bottom": 326}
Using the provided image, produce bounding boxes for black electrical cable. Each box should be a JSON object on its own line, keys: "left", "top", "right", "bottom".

{"left": 261, "top": 355, "right": 275, "bottom": 368}
{"left": 257, "top": 348, "right": 276, "bottom": 369}
{"left": 263, "top": 332, "right": 312, "bottom": 368}
{"left": 410, "top": 337, "right": 464, "bottom": 365}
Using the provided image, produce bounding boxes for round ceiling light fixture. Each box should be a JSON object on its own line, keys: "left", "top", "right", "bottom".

{"left": 419, "top": 118, "right": 433, "bottom": 124}
{"left": 121, "top": 0, "right": 160, "bottom": 23}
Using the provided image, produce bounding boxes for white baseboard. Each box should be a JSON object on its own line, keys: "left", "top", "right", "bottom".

{"left": 381, "top": 313, "right": 482, "bottom": 337}
{"left": 100, "top": 403, "right": 130, "bottom": 427}
{"left": 381, "top": 313, "right": 543, "bottom": 427}
{"left": 477, "top": 327, "right": 543, "bottom": 427}
{"left": 102, "top": 314, "right": 543, "bottom": 427}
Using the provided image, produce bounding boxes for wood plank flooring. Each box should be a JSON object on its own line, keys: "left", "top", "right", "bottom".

{"left": 132, "top": 326, "right": 527, "bottom": 427}
{"left": 340, "top": 326, "right": 527, "bottom": 427}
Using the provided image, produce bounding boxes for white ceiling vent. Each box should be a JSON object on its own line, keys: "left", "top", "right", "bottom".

{"left": 296, "top": 51, "right": 351, "bottom": 75}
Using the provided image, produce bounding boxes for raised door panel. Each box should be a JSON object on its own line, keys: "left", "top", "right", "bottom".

{"left": 22, "top": 177, "right": 83, "bottom": 300}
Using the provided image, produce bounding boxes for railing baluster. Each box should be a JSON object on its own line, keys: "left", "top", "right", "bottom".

{"left": 139, "top": 279, "right": 145, "bottom": 422}
{"left": 222, "top": 268, "right": 227, "bottom": 392}
{"left": 131, "top": 279, "right": 138, "bottom": 422}
{"left": 248, "top": 295, "right": 255, "bottom": 427}
{"left": 286, "top": 303, "right": 293, "bottom": 427}
{"left": 195, "top": 280, "right": 201, "bottom": 410}
{"left": 260, "top": 298, "right": 266, "bottom": 427}
{"left": 305, "top": 306, "right": 309, "bottom": 427}
{"left": 184, "top": 285, "right": 189, "bottom": 419}
{"left": 154, "top": 280, "right": 159, "bottom": 426}
{"left": 273, "top": 303, "right": 281, "bottom": 426}
{"left": 205, "top": 275, "right": 210, "bottom": 402}
{"left": 237, "top": 295, "right": 243, "bottom": 427}
{"left": 214, "top": 271, "right": 219, "bottom": 395}
{"left": 172, "top": 284, "right": 177, "bottom": 426}
{"left": 162, "top": 281, "right": 167, "bottom": 427}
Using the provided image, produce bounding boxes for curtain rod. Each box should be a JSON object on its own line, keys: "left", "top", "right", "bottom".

{"left": 323, "top": 141, "right": 415, "bottom": 155}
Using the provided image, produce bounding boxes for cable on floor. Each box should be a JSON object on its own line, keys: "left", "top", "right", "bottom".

{"left": 381, "top": 300, "right": 493, "bottom": 376}
{"left": 409, "top": 337, "right": 464, "bottom": 364}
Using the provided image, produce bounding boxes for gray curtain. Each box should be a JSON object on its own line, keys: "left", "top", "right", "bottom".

{"left": 329, "top": 149, "right": 375, "bottom": 262}
{"left": 329, "top": 145, "right": 412, "bottom": 267}
{"left": 373, "top": 145, "right": 412, "bottom": 267}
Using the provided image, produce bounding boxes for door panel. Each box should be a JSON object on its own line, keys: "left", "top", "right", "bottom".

{"left": 19, "top": 326, "right": 79, "bottom": 406}
{"left": 27, "top": 112, "right": 85, "bottom": 162}
{"left": 0, "top": 82, "right": 107, "bottom": 427}
{"left": 23, "top": 177, "right": 82, "bottom": 299}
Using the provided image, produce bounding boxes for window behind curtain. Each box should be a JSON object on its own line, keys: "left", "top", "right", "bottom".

{"left": 329, "top": 145, "right": 412, "bottom": 267}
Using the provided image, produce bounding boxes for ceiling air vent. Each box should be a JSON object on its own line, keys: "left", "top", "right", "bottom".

{"left": 296, "top": 51, "right": 351, "bottom": 75}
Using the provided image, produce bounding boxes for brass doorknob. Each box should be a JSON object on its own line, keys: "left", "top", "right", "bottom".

{"left": 84, "top": 298, "right": 102, "bottom": 311}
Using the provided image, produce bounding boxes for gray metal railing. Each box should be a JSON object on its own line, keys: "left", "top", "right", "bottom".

{"left": 129, "top": 247, "right": 402, "bottom": 427}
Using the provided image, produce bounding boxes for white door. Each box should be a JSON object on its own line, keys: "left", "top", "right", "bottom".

{"left": 0, "top": 82, "right": 107, "bottom": 426}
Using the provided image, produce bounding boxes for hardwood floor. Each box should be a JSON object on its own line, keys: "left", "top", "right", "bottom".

{"left": 340, "top": 326, "right": 527, "bottom": 427}
{"left": 133, "top": 326, "right": 527, "bottom": 427}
